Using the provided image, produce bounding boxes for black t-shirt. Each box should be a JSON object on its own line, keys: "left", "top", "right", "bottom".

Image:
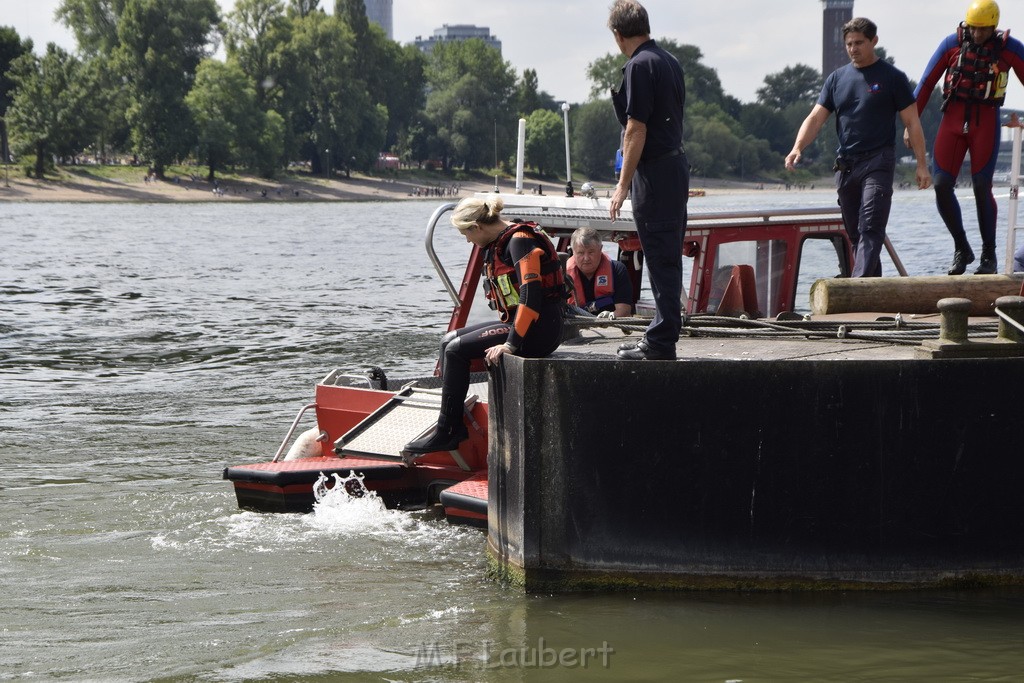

{"left": 620, "top": 40, "right": 686, "bottom": 160}
{"left": 818, "top": 59, "right": 915, "bottom": 156}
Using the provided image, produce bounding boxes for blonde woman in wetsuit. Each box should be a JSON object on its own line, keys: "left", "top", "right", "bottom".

{"left": 404, "top": 196, "right": 566, "bottom": 454}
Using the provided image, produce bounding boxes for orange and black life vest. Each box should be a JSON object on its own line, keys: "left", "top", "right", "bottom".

{"left": 484, "top": 221, "right": 566, "bottom": 321}
{"left": 943, "top": 24, "right": 1011, "bottom": 108}
{"left": 566, "top": 253, "right": 616, "bottom": 312}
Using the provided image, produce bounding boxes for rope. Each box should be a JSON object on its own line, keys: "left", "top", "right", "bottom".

{"left": 996, "top": 308, "right": 1024, "bottom": 336}
{"left": 564, "top": 313, "right": 1001, "bottom": 346}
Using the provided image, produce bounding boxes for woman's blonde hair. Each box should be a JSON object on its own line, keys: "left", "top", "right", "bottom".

{"left": 451, "top": 196, "right": 505, "bottom": 231}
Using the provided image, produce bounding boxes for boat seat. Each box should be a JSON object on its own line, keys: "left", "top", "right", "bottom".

{"left": 712, "top": 264, "right": 761, "bottom": 317}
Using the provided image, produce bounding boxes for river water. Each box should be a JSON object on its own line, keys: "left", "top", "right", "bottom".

{"left": 2, "top": 191, "right": 1023, "bottom": 681}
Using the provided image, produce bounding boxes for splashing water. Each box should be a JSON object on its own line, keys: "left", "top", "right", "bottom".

{"left": 307, "top": 472, "right": 455, "bottom": 545}
{"left": 313, "top": 471, "right": 373, "bottom": 505}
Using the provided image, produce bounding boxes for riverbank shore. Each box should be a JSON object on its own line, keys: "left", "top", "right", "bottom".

{"left": 0, "top": 167, "right": 792, "bottom": 203}
{"left": 0, "top": 169, "right": 478, "bottom": 203}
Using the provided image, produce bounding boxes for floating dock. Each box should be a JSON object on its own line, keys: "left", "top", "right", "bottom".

{"left": 487, "top": 314, "right": 1024, "bottom": 591}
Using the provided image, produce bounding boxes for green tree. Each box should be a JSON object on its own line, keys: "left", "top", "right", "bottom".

{"left": 114, "top": 0, "right": 220, "bottom": 177}
{"left": 224, "top": 0, "right": 291, "bottom": 108}
{"left": 375, "top": 41, "right": 425, "bottom": 149}
{"left": 287, "top": 10, "right": 383, "bottom": 175}
{"left": 756, "top": 64, "right": 821, "bottom": 111}
{"left": 80, "top": 55, "right": 131, "bottom": 162}
{"left": 586, "top": 52, "right": 621, "bottom": 100}
{"left": 1, "top": 26, "right": 32, "bottom": 166}
{"left": 692, "top": 118, "right": 740, "bottom": 176}
{"left": 337, "top": 0, "right": 425, "bottom": 154}
{"left": 573, "top": 98, "right": 618, "bottom": 181}
{"left": 739, "top": 102, "right": 791, "bottom": 155}
{"left": 586, "top": 39, "right": 725, "bottom": 107}
{"left": 335, "top": 0, "right": 368, "bottom": 54}
{"left": 287, "top": 0, "right": 320, "bottom": 17}
{"left": 571, "top": 98, "right": 620, "bottom": 180}
{"left": 524, "top": 108, "right": 563, "bottom": 177}
{"left": 7, "top": 44, "right": 92, "bottom": 177}
{"left": 56, "top": 0, "right": 127, "bottom": 57}
{"left": 344, "top": 4, "right": 423, "bottom": 153}
{"left": 186, "top": 59, "right": 263, "bottom": 180}
{"left": 254, "top": 108, "right": 286, "bottom": 177}
{"left": 424, "top": 39, "right": 517, "bottom": 171}
{"left": 401, "top": 112, "right": 438, "bottom": 168}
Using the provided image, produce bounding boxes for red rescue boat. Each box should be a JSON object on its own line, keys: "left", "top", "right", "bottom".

{"left": 225, "top": 193, "right": 873, "bottom": 525}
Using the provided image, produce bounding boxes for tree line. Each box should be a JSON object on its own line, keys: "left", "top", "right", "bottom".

{"left": 0, "top": 0, "right": 944, "bottom": 183}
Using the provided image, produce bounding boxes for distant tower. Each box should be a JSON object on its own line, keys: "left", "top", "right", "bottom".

{"left": 822, "top": 0, "right": 855, "bottom": 76}
{"left": 364, "top": 0, "right": 393, "bottom": 40}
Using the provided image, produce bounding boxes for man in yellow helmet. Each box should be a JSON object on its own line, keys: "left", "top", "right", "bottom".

{"left": 909, "top": 0, "right": 1024, "bottom": 274}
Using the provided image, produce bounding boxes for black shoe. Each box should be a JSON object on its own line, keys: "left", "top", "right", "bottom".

{"left": 403, "top": 424, "right": 468, "bottom": 454}
{"left": 617, "top": 338, "right": 648, "bottom": 352}
{"left": 617, "top": 344, "right": 676, "bottom": 360}
{"left": 974, "top": 249, "right": 997, "bottom": 275}
{"left": 947, "top": 248, "right": 975, "bottom": 275}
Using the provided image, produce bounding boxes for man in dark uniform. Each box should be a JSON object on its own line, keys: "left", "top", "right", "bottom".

{"left": 607, "top": 0, "right": 688, "bottom": 361}
{"left": 785, "top": 17, "right": 931, "bottom": 277}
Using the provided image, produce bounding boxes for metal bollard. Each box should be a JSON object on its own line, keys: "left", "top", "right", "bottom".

{"left": 994, "top": 296, "right": 1024, "bottom": 343}
{"left": 936, "top": 297, "right": 972, "bottom": 343}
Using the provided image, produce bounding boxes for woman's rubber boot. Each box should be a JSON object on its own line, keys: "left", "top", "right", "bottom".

{"left": 947, "top": 246, "right": 975, "bottom": 275}
{"left": 403, "top": 423, "right": 468, "bottom": 454}
{"left": 974, "top": 247, "right": 997, "bottom": 275}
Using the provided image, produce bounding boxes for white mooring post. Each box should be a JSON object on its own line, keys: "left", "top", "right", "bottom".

{"left": 1004, "top": 113, "right": 1021, "bottom": 275}
{"left": 515, "top": 118, "right": 526, "bottom": 194}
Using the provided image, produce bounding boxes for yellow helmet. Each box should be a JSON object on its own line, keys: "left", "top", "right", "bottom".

{"left": 965, "top": 0, "right": 999, "bottom": 27}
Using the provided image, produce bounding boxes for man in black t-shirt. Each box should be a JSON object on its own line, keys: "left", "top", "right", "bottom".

{"left": 785, "top": 17, "right": 931, "bottom": 277}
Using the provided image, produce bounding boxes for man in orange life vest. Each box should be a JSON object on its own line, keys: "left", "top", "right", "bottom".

{"left": 909, "top": 0, "right": 1024, "bottom": 274}
{"left": 565, "top": 227, "right": 634, "bottom": 319}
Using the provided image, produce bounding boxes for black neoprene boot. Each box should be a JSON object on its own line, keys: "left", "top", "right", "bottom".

{"left": 947, "top": 246, "right": 975, "bottom": 275}
{"left": 403, "top": 423, "right": 468, "bottom": 454}
{"left": 974, "top": 247, "right": 997, "bottom": 274}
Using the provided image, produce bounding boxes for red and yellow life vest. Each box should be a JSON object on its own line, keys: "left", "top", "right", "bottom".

{"left": 484, "top": 222, "right": 566, "bottom": 321}
{"left": 944, "top": 24, "right": 1011, "bottom": 107}
{"left": 566, "top": 253, "right": 615, "bottom": 312}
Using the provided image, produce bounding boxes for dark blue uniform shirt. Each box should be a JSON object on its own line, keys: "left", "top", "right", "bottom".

{"left": 617, "top": 40, "right": 686, "bottom": 161}
{"left": 818, "top": 59, "right": 915, "bottom": 157}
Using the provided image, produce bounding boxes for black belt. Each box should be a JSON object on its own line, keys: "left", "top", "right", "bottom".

{"left": 834, "top": 146, "right": 891, "bottom": 173}
{"left": 837, "top": 146, "right": 889, "bottom": 163}
{"left": 640, "top": 146, "right": 685, "bottom": 164}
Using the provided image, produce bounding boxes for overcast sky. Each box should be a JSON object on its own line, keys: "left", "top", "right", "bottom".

{"left": 7, "top": 0, "right": 1024, "bottom": 112}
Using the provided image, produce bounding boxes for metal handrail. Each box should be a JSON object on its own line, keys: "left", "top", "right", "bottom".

{"left": 272, "top": 402, "right": 318, "bottom": 463}
{"left": 424, "top": 201, "right": 460, "bottom": 306}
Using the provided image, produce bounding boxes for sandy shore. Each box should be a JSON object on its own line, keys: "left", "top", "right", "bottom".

{"left": 0, "top": 168, "right": 782, "bottom": 203}
{"left": 0, "top": 171, "right": 489, "bottom": 203}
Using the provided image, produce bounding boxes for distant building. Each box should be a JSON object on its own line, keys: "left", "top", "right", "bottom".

{"left": 364, "top": 0, "right": 393, "bottom": 40}
{"left": 822, "top": 0, "right": 855, "bottom": 77}
{"left": 414, "top": 24, "right": 502, "bottom": 55}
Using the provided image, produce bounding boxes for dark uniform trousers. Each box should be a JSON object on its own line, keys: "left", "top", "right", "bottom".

{"left": 835, "top": 147, "right": 895, "bottom": 278}
{"left": 631, "top": 152, "right": 689, "bottom": 351}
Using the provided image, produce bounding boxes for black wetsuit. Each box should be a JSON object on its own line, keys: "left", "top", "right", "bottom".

{"left": 434, "top": 227, "right": 564, "bottom": 432}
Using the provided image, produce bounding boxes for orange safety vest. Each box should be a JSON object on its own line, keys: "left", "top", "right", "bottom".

{"left": 566, "top": 253, "right": 615, "bottom": 312}
{"left": 485, "top": 222, "right": 566, "bottom": 322}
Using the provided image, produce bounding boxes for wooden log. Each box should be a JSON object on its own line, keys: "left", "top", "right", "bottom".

{"left": 810, "top": 275, "right": 1024, "bottom": 316}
